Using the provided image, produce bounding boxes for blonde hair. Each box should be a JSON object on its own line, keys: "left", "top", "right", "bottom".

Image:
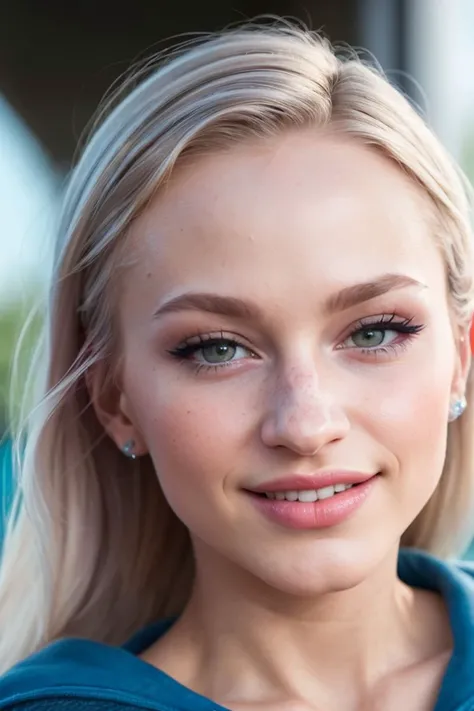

{"left": 1, "top": 20, "right": 474, "bottom": 674}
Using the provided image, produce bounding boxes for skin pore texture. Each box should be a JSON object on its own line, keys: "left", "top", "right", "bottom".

{"left": 93, "top": 130, "right": 470, "bottom": 711}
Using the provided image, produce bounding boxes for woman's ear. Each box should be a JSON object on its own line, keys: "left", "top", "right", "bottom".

{"left": 85, "top": 360, "right": 148, "bottom": 457}
{"left": 451, "top": 322, "right": 472, "bottom": 400}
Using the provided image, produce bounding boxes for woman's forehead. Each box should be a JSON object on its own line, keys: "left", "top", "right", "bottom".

{"left": 123, "top": 132, "right": 444, "bottom": 314}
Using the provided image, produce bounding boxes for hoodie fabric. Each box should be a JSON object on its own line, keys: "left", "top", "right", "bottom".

{"left": 0, "top": 549, "right": 473, "bottom": 710}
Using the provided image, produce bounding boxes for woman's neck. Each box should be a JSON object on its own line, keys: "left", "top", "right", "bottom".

{"left": 142, "top": 544, "right": 452, "bottom": 710}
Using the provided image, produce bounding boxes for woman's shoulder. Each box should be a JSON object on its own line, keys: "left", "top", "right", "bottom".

{"left": 398, "top": 547, "right": 474, "bottom": 593}
{"left": 399, "top": 549, "right": 474, "bottom": 710}
{"left": 0, "top": 631, "right": 178, "bottom": 710}
{"left": 0, "top": 638, "right": 133, "bottom": 709}
{"left": 0, "top": 621, "right": 215, "bottom": 711}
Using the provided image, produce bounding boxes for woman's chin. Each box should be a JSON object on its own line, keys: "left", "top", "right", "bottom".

{"left": 244, "top": 540, "right": 394, "bottom": 597}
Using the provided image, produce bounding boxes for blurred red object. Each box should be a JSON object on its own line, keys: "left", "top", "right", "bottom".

{"left": 471, "top": 320, "right": 474, "bottom": 353}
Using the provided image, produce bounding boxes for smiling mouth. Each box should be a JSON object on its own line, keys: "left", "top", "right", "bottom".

{"left": 247, "top": 472, "right": 382, "bottom": 503}
{"left": 251, "top": 482, "right": 359, "bottom": 502}
{"left": 246, "top": 475, "right": 379, "bottom": 529}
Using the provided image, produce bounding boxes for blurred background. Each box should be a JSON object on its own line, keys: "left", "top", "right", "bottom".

{"left": 1, "top": 0, "right": 473, "bottom": 553}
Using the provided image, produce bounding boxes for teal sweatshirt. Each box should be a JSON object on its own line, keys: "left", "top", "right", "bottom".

{"left": 0, "top": 549, "right": 473, "bottom": 710}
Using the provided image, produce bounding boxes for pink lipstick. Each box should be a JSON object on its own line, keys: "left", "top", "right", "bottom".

{"left": 246, "top": 471, "right": 379, "bottom": 530}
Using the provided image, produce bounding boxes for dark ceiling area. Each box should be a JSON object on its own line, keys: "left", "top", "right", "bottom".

{"left": 1, "top": 0, "right": 358, "bottom": 167}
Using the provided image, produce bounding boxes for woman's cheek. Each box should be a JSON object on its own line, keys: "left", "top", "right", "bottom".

{"left": 370, "top": 364, "right": 451, "bottom": 498}
{"left": 137, "top": 382, "right": 247, "bottom": 509}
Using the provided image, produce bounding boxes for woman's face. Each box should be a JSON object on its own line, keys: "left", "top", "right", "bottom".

{"left": 106, "top": 130, "right": 468, "bottom": 594}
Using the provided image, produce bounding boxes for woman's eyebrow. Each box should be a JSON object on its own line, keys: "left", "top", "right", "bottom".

{"left": 153, "top": 292, "right": 263, "bottom": 321}
{"left": 323, "top": 273, "right": 427, "bottom": 315}
{"left": 152, "top": 274, "right": 426, "bottom": 321}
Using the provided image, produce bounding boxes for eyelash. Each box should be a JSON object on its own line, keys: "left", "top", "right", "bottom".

{"left": 339, "top": 314, "right": 425, "bottom": 356}
{"left": 168, "top": 331, "right": 249, "bottom": 375}
{"left": 168, "top": 315, "right": 425, "bottom": 374}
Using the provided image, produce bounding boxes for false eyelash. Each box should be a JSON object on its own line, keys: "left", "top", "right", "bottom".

{"left": 168, "top": 331, "right": 239, "bottom": 359}
{"left": 350, "top": 313, "right": 425, "bottom": 337}
{"left": 343, "top": 314, "right": 425, "bottom": 358}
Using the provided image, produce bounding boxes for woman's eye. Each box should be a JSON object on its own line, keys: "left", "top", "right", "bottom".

{"left": 347, "top": 327, "right": 396, "bottom": 349}
{"left": 342, "top": 316, "right": 425, "bottom": 351}
{"left": 170, "top": 337, "right": 253, "bottom": 367}
{"left": 198, "top": 341, "right": 241, "bottom": 364}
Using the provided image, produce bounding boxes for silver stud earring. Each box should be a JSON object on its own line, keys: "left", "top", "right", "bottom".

{"left": 448, "top": 396, "right": 467, "bottom": 422}
{"left": 122, "top": 439, "right": 137, "bottom": 459}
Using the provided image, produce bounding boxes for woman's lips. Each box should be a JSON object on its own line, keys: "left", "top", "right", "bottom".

{"left": 246, "top": 474, "right": 379, "bottom": 530}
{"left": 249, "top": 470, "right": 376, "bottom": 494}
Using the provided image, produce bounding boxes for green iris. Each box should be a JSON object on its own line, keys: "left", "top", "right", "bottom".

{"left": 352, "top": 328, "right": 386, "bottom": 348}
{"left": 201, "top": 342, "right": 237, "bottom": 363}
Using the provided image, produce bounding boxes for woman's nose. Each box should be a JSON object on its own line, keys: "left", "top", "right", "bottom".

{"left": 260, "top": 367, "right": 350, "bottom": 456}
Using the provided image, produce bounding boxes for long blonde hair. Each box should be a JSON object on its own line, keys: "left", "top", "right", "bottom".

{"left": 1, "top": 20, "right": 474, "bottom": 673}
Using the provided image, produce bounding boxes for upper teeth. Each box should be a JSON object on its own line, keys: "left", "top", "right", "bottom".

{"left": 265, "top": 484, "right": 353, "bottom": 502}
